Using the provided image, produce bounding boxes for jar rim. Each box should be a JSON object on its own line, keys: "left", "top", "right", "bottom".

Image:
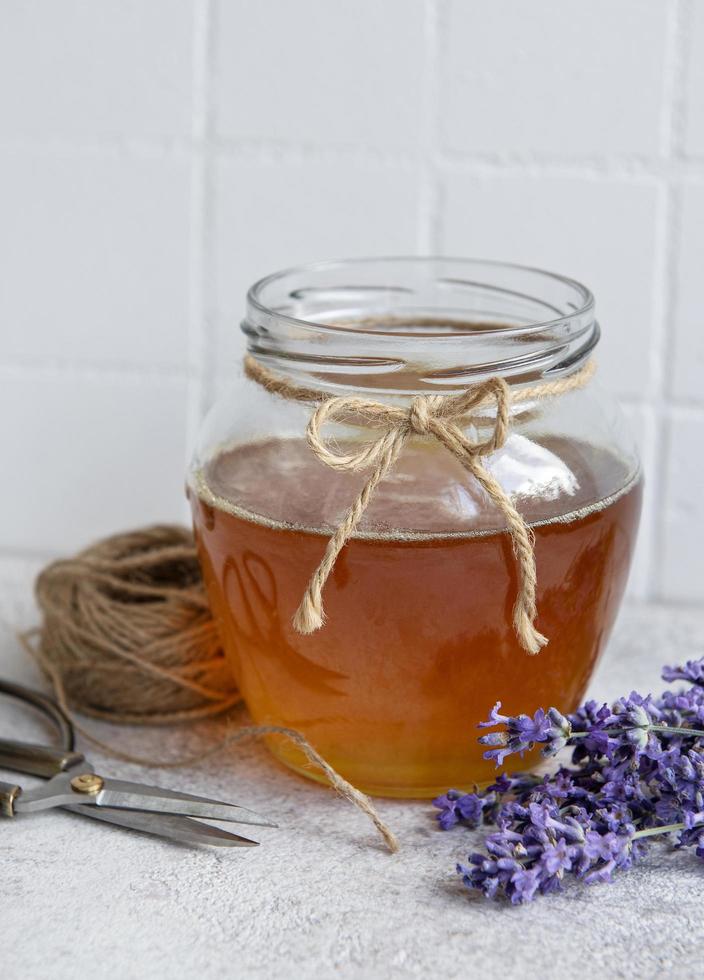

{"left": 243, "top": 256, "right": 598, "bottom": 392}
{"left": 247, "top": 255, "right": 594, "bottom": 338}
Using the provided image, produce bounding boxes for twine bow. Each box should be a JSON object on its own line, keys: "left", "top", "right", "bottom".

{"left": 244, "top": 356, "right": 553, "bottom": 655}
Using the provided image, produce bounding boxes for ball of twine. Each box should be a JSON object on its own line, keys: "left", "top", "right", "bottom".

{"left": 23, "top": 523, "right": 399, "bottom": 854}
{"left": 32, "top": 525, "right": 241, "bottom": 725}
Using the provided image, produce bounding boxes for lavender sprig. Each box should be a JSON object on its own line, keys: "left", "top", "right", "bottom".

{"left": 434, "top": 657, "right": 704, "bottom": 903}
{"left": 478, "top": 703, "right": 572, "bottom": 765}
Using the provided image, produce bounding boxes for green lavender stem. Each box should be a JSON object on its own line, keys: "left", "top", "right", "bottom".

{"left": 568, "top": 724, "right": 704, "bottom": 740}
{"left": 652, "top": 726, "right": 704, "bottom": 737}
{"left": 633, "top": 823, "right": 687, "bottom": 840}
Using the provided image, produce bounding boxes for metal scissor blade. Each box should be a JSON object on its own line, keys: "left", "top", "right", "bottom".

{"left": 96, "top": 777, "right": 277, "bottom": 828}
{"left": 17, "top": 771, "right": 276, "bottom": 828}
{"left": 61, "top": 804, "right": 259, "bottom": 847}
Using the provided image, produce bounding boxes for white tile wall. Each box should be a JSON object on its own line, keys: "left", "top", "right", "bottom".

{"left": 660, "top": 411, "right": 704, "bottom": 601}
{"left": 0, "top": 1, "right": 194, "bottom": 139}
{"left": 212, "top": 157, "right": 418, "bottom": 368}
{"left": 0, "top": 0, "right": 702, "bottom": 605}
{"left": 620, "top": 404, "right": 656, "bottom": 600}
{"left": 0, "top": 151, "right": 191, "bottom": 369}
{"left": 441, "top": 173, "right": 660, "bottom": 399}
{"left": 684, "top": 0, "right": 704, "bottom": 157}
{"left": 672, "top": 183, "right": 704, "bottom": 400}
{"left": 0, "top": 371, "right": 189, "bottom": 553}
{"left": 214, "top": 0, "right": 426, "bottom": 150}
{"left": 440, "top": 0, "right": 669, "bottom": 157}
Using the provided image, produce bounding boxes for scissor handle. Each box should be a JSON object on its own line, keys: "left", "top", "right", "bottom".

{"left": 0, "top": 739, "right": 84, "bottom": 778}
{"left": 0, "top": 780, "right": 21, "bottom": 817}
{"left": 0, "top": 678, "right": 75, "bottom": 751}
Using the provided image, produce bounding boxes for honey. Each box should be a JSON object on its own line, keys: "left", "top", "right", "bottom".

{"left": 191, "top": 436, "right": 641, "bottom": 798}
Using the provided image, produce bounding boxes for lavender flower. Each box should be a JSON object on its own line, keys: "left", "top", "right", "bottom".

{"left": 478, "top": 702, "right": 571, "bottom": 765}
{"left": 663, "top": 660, "right": 704, "bottom": 687}
{"left": 456, "top": 799, "right": 640, "bottom": 903}
{"left": 437, "top": 653, "right": 704, "bottom": 903}
{"left": 432, "top": 789, "right": 486, "bottom": 830}
{"left": 540, "top": 838, "right": 573, "bottom": 875}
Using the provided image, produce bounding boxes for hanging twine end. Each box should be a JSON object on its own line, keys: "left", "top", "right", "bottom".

{"left": 293, "top": 592, "right": 325, "bottom": 634}
{"left": 525, "top": 629, "right": 549, "bottom": 656}
{"left": 523, "top": 626, "right": 549, "bottom": 656}
{"left": 514, "top": 606, "right": 549, "bottom": 656}
{"left": 245, "top": 354, "right": 596, "bottom": 657}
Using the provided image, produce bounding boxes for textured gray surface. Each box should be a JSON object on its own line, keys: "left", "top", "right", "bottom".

{"left": 2, "top": 563, "right": 704, "bottom": 980}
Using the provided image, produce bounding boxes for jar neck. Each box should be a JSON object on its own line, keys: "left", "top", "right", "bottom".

{"left": 242, "top": 257, "right": 599, "bottom": 395}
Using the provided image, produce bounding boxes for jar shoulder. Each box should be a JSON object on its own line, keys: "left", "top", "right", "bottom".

{"left": 192, "top": 382, "right": 640, "bottom": 536}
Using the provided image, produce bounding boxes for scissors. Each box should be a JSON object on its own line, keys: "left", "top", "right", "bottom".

{"left": 0, "top": 678, "right": 276, "bottom": 847}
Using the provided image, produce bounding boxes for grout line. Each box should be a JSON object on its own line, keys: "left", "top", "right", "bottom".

{"left": 623, "top": 594, "right": 704, "bottom": 614}
{"left": 416, "top": 0, "right": 444, "bottom": 254}
{"left": 2, "top": 138, "right": 704, "bottom": 181}
{"left": 618, "top": 396, "right": 657, "bottom": 412}
{"left": 648, "top": 396, "right": 702, "bottom": 413}
{"left": 2, "top": 356, "right": 700, "bottom": 412}
{"left": 185, "top": 0, "right": 213, "bottom": 456}
{"left": 0, "top": 545, "right": 57, "bottom": 564}
{"left": 647, "top": 0, "right": 690, "bottom": 602}
{"left": 211, "top": 138, "right": 420, "bottom": 171}
{"left": 435, "top": 151, "right": 704, "bottom": 182}
{"left": 665, "top": 401, "right": 704, "bottom": 422}
{"left": 0, "top": 360, "right": 193, "bottom": 384}
{"left": 197, "top": 0, "right": 219, "bottom": 415}
{"left": 620, "top": 396, "right": 704, "bottom": 413}
{"left": 626, "top": 401, "right": 659, "bottom": 601}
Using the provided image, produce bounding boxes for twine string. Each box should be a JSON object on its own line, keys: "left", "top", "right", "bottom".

{"left": 244, "top": 356, "right": 595, "bottom": 655}
{"left": 23, "top": 526, "right": 399, "bottom": 853}
{"left": 20, "top": 355, "right": 597, "bottom": 853}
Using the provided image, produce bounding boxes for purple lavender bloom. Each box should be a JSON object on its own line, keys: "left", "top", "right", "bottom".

{"left": 569, "top": 700, "right": 615, "bottom": 761}
{"left": 584, "top": 729, "right": 613, "bottom": 756}
{"left": 540, "top": 838, "right": 573, "bottom": 876}
{"left": 488, "top": 773, "right": 515, "bottom": 794}
{"left": 478, "top": 702, "right": 511, "bottom": 728}
{"left": 593, "top": 803, "right": 636, "bottom": 835}
{"left": 588, "top": 695, "right": 667, "bottom": 762}
{"left": 660, "top": 688, "right": 704, "bottom": 725}
{"left": 538, "top": 769, "right": 575, "bottom": 801}
{"left": 457, "top": 856, "right": 506, "bottom": 900}
{"left": 677, "top": 812, "right": 704, "bottom": 858}
{"left": 443, "top": 653, "right": 704, "bottom": 904}
{"left": 583, "top": 862, "right": 619, "bottom": 884}
{"left": 542, "top": 708, "right": 573, "bottom": 757}
{"left": 683, "top": 810, "right": 704, "bottom": 829}
{"left": 570, "top": 699, "right": 612, "bottom": 729}
{"left": 583, "top": 830, "right": 631, "bottom": 864}
{"left": 582, "top": 831, "right": 635, "bottom": 884}
{"left": 510, "top": 867, "right": 541, "bottom": 904}
{"left": 663, "top": 659, "right": 704, "bottom": 687}
{"left": 432, "top": 789, "right": 486, "bottom": 830}
{"left": 478, "top": 703, "right": 572, "bottom": 767}
{"left": 496, "top": 800, "right": 531, "bottom": 829}
{"left": 611, "top": 691, "right": 662, "bottom": 729}
{"left": 513, "top": 707, "right": 553, "bottom": 743}
{"left": 456, "top": 801, "right": 643, "bottom": 902}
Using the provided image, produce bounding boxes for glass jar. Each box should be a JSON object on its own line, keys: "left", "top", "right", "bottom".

{"left": 188, "top": 257, "right": 642, "bottom": 798}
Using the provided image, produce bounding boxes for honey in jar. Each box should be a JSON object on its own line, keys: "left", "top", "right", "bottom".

{"left": 189, "top": 258, "right": 642, "bottom": 797}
